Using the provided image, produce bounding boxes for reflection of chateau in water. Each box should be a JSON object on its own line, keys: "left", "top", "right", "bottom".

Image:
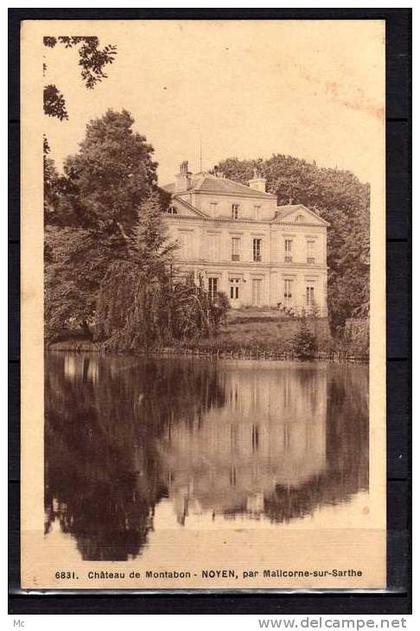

{"left": 162, "top": 368, "right": 327, "bottom": 522}
{"left": 45, "top": 354, "right": 368, "bottom": 560}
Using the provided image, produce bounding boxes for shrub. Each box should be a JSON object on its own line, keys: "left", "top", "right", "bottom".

{"left": 290, "top": 321, "right": 318, "bottom": 360}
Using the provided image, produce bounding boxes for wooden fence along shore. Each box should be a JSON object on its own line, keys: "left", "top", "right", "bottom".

{"left": 150, "top": 347, "right": 367, "bottom": 363}
{"left": 47, "top": 340, "right": 367, "bottom": 363}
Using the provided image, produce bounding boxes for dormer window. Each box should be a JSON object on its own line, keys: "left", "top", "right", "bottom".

{"left": 167, "top": 205, "right": 178, "bottom": 215}
{"left": 232, "top": 204, "right": 239, "bottom": 220}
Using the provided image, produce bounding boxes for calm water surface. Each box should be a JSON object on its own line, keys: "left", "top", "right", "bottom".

{"left": 45, "top": 353, "right": 369, "bottom": 561}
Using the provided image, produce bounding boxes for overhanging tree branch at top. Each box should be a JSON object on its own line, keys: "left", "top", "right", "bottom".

{"left": 43, "top": 35, "right": 118, "bottom": 120}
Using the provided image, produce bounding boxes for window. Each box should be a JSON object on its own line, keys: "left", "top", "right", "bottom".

{"left": 306, "top": 284, "right": 315, "bottom": 307}
{"left": 167, "top": 205, "right": 177, "bottom": 214}
{"left": 207, "top": 232, "right": 220, "bottom": 261}
{"left": 284, "top": 239, "right": 293, "bottom": 262}
{"left": 230, "top": 278, "right": 240, "bottom": 301}
{"left": 253, "top": 238, "right": 262, "bottom": 262}
{"left": 295, "top": 214, "right": 304, "bottom": 222}
{"left": 307, "top": 239, "right": 315, "bottom": 263}
{"left": 178, "top": 230, "right": 193, "bottom": 259}
{"left": 254, "top": 205, "right": 261, "bottom": 220}
{"left": 284, "top": 279, "right": 293, "bottom": 303}
{"left": 231, "top": 237, "right": 240, "bottom": 261}
{"left": 210, "top": 202, "right": 218, "bottom": 217}
{"left": 252, "top": 279, "right": 262, "bottom": 306}
{"left": 232, "top": 204, "right": 239, "bottom": 220}
{"left": 208, "top": 277, "right": 218, "bottom": 302}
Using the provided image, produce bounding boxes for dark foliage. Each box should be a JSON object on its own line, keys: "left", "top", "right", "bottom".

{"left": 45, "top": 110, "right": 158, "bottom": 232}
{"left": 44, "top": 111, "right": 159, "bottom": 339}
{"left": 290, "top": 320, "right": 318, "bottom": 360}
{"left": 44, "top": 84, "right": 68, "bottom": 121}
{"left": 43, "top": 135, "right": 62, "bottom": 220}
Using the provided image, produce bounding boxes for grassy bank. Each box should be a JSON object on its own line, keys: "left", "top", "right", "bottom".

{"left": 48, "top": 311, "right": 368, "bottom": 362}
{"left": 170, "top": 331, "right": 366, "bottom": 363}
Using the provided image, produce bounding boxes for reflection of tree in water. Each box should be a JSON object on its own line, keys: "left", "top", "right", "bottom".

{"left": 45, "top": 354, "right": 225, "bottom": 560}
{"left": 264, "top": 366, "right": 368, "bottom": 522}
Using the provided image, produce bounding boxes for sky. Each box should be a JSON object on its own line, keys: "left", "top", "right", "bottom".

{"left": 43, "top": 20, "right": 385, "bottom": 185}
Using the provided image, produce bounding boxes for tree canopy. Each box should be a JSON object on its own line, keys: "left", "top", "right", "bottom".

{"left": 46, "top": 109, "right": 160, "bottom": 236}
{"left": 44, "top": 110, "right": 160, "bottom": 338}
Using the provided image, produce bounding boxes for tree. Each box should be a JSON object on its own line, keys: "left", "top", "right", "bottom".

{"left": 129, "top": 192, "right": 175, "bottom": 272}
{"left": 43, "top": 36, "right": 117, "bottom": 120}
{"left": 95, "top": 192, "right": 175, "bottom": 348}
{"left": 43, "top": 37, "right": 118, "bottom": 227}
{"left": 95, "top": 195, "right": 225, "bottom": 352}
{"left": 51, "top": 110, "right": 160, "bottom": 235}
{"left": 290, "top": 320, "right": 318, "bottom": 360}
{"left": 44, "top": 225, "right": 113, "bottom": 341}
{"left": 44, "top": 111, "right": 163, "bottom": 338}
{"left": 43, "top": 135, "right": 61, "bottom": 222}
{"left": 215, "top": 155, "right": 370, "bottom": 331}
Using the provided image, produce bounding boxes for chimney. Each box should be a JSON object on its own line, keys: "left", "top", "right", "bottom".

{"left": 175, "top": 161, "right": 192, "bottom": 192}
{"left": 248, "top": 168, "right": 267, "bottom": 193}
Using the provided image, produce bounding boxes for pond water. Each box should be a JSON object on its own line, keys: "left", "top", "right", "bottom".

{"left": 44, "top": 353, "right": 369, "bottom": 562}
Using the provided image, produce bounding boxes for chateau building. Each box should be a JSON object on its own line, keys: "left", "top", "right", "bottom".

{"left": 163, "top": 162, "right": 329, "bottom": 314}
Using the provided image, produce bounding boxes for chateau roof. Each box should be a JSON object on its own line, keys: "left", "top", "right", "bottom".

{"left": 162, "top": 172, "right": 275, "bottom": 199}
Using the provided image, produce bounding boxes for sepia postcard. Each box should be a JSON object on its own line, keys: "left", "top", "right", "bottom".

{"left": 20, "top": 18, "right": 386, "bottom": 591}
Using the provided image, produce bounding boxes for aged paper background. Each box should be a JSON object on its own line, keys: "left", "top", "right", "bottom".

{"left": 20, "top": 19, "right": 386, "bottom": 590}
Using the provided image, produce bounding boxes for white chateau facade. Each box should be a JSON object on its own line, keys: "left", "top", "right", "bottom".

{"left": 163, "top": 162, "right": 329, "bottom": 314}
